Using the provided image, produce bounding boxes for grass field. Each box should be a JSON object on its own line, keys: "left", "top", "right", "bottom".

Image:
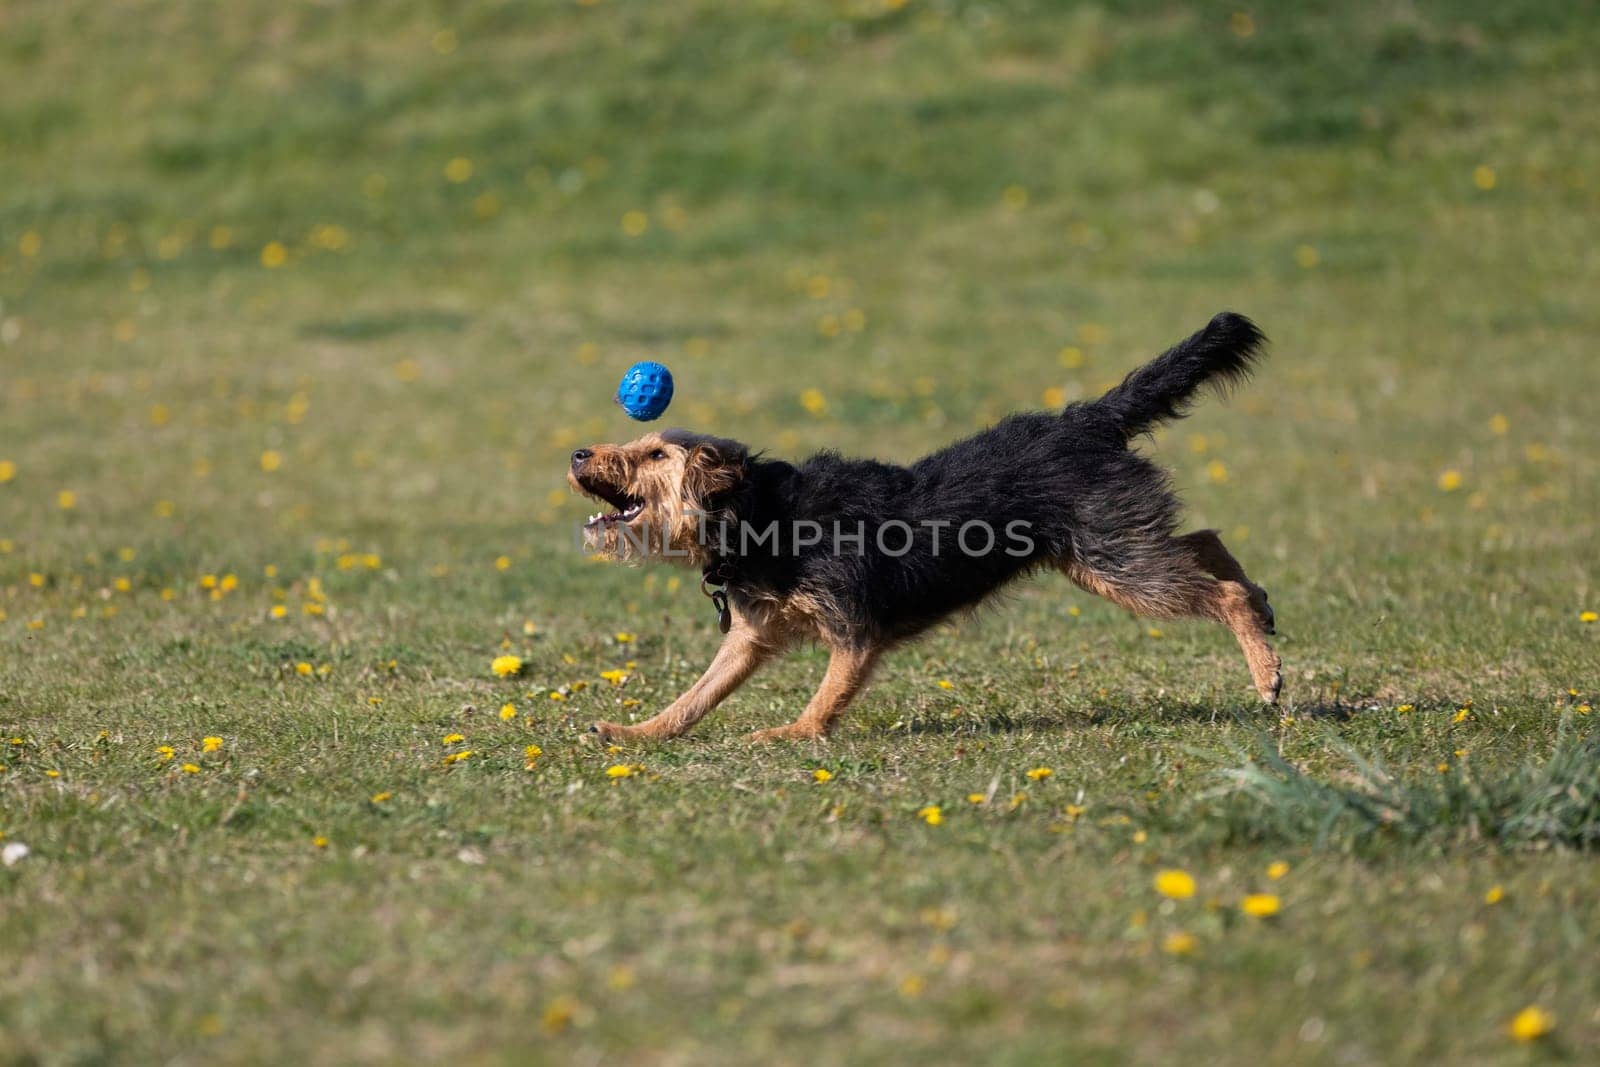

{"left": 3, "top": 1, "right": 1598, "bottom": 1062}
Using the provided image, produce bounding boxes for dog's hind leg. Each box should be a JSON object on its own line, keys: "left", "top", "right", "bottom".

{"left": 1063, "top": 535, "right": 1281, "bottom": 704}
{"left": 1178, "top": 529, "right": 1274, "bottom": 635}
{"left": 747, "top": 644, "right": 879, "bottom": 742}
{"left": 591, "top": 619, "right": 778, "bottom": 741}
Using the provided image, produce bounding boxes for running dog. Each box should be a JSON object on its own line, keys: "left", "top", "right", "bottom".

{"left": 569, "top": 312, "right": 1279, "bottom": 741}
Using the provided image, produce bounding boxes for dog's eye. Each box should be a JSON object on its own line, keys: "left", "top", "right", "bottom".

{"left": 649, "top": 449, "right": 666, "bottom": 461}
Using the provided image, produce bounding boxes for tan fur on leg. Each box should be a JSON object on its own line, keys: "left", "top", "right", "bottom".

{"left": 1179, "top": 529, "right": 1274, "bottom": 633}
{"left": 1209, "top": 581, "right": 1282, "bottom": 703}
{"left": 748, "top": 645, "right": 879, "bottom": 742}
{"left": 592, "top": 618, "right": 782, "bottom": 741}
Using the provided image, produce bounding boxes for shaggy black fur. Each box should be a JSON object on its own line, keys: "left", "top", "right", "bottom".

{"left": 676, "top": 312, "right": 1267, "bottom": 649}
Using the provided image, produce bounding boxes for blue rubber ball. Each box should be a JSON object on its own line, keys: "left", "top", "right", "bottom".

{"left": 615, "top": 360, "right": 674, "bottom": 421}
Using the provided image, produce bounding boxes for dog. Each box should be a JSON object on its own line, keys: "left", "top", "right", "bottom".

{"left": 569, "top": 312, "right": 1280, "bottom": 742}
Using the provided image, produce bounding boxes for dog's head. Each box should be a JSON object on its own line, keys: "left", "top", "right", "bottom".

{"left": 567, "top": 428, "right": 749, "bottom": 562}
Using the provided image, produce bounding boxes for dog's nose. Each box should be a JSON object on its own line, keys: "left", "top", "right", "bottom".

{"left": 570, "top": 448, "right": 593, "bottom": 470}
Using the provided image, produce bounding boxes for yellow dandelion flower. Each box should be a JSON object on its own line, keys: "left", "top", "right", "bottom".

{"left": 1507, "top": 1006, "right": 1554, "bottom": 1042}
{"left": 443, "top": 157, "right": 474, "bottom": 183}
{"left": 798, "top": 388, "right": 828, "bottom": 417}
{"left": 1133, "top": 830, "right": 1148, "bottom": 843}
{"left": 219, "top": 574, "right": 237, "bottom": 592}
{"left": 0, "top": 459, "right": 14, "bottom": 482}
{"left": 1041, "top": 385, "right": 1067, "bottom": 408}
{"left": 812, "top": 769, "right": 833, "bottom": 783}
{"left": 371, "top": 792, "right": 391, "bottom": 804}
{"left": 494, "top": 555, "right": 511, "bottom": 570}
{"left": 113, "top": 577, "right": 132, "bottom": 593}
{"left": 156, "top": 745, "right": 175, "bottom": 761}
{"left": 1437, "top": 469, "right": 1463, "bottom": 492}
{"left": 442, "top": 750, "right": 474, "bottom": 764}
{"left": 524, "top": 744, "right": 543, "bottom": 761}
{"left": 936, "top": 679, "right": 954, "bottom": 690}
{"left": 599, "top": 669, "right": 629, "bottom": 686}
{"left": 966, "top": 793, "right": 987, "bottom": 805}
{"left": 260, "top": 241, "right": 287, "bottom": 268}
{"left": 180, "top": 763, "right": 201, "bottom": 774}
{"left": 295, "top": 662, "right": 313, "bottom": 676}
{"left": 491, "top": 654, "right": 523, "bottom": 677}
{"left": 260, "top": 450, "right": 282, "bottom": 472}
{"left": 1154, "top": 869, "right": 1196, "bottom": 900}
{"left": 1000, "top": 184, "right": 1028, "bottom": 210}
{"left": 613, "top": 632, "right": 635, "bottom": 643}
{"left": 1163, "top": 931, "right": 1198, "bottom": 956}
{"left": 1026, "top": 767, "right": 1053, "bottom": 781}
{"left": 57, "top": 489, "right": 77, "bottom": 509}
{"left": 1293, "top": 244, "right": 1319, "bottom": 270}
{"left": 201, "top": 736, "right": 223, "bottom": 753}
{"left": 270, "top": 604, "right": 287, "bottom": 619}
{"left": 548, "top": 691, "right": 566, "bottom": 702}
{"left": 45, "top": 769, "right": 61, "bottom": 779}
{"left": 1579, "top": 611, "right": 1597, "bottom": 623}
{"left": 1396, "top": 704, "right": 1414, "bottom": 714}
{"left": 1473, "top": 165, "right": 1497, "bottom": 191}
{"left": 441, "top": 733, "right": 465, "bottom": 744}
{"left": 1484, "top": 885, "right": 1505, "bottom": 905}
{"left": 1453, "top": 708, "right": 1471, "bottom": 723}
{"left": 499, "top": 703, "right": 517, "bottom": 721}
{"left": 917, "top": 805, "right": 943, "bottom": 826}
{"left": 542, "top": 995, "right": 580, "bottom": 1034}
{"left": 1267, "top": 861, "right": 1290, "bottom": 880}
{"left": 620, "top": 210, "right": 649, "bottom": 236}
{"left": 313, "top": 835, "right": 329, "bottom": 849}
{"left": 1240, "top": 893, "right": 1281, "bottom": 917}
{"left": 1206, "top": 459, "right": 1228, "bottom": 484}
{"left": 606, "top": 764, "right": 635, "bottom": 779}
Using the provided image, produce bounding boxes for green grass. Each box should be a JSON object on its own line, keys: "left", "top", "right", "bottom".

{"left": 3, "top": 1, "right": 1599, "bottom": 1062}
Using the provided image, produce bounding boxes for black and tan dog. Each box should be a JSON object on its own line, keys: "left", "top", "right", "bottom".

{"left": 570, "top": 312, "right": 1280, "bottom": 742}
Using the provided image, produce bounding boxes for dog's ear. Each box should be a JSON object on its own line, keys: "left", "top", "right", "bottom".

{"left": 684, "top": 442, "right": 746, "bottom": 504}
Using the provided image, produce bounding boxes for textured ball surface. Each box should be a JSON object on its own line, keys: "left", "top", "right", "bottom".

{"left": 615, "top": 361, "right": 674, "bottom": 421}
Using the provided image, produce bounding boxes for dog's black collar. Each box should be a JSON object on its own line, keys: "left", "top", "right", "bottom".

{"left": 700, "top": 562, "right": 735, "bottom": 634}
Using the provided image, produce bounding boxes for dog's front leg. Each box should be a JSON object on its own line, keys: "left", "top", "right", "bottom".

{"left": 748, "top": 645, "right": 879, "bottom": 742}
{"left": 591, "top": 619, "right": 775, "bottom": 742}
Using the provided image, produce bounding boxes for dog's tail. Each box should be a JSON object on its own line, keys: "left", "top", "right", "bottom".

{"left": 1088, "top": 312, "right": 1266, "bottom": 439}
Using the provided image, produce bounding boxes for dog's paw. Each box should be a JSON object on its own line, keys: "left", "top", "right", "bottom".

{"left": 588, "top": 720, "right": 634, "bottom": 742}
{"left": 1257, "top": 666, "right": 1283, "bottom": 705}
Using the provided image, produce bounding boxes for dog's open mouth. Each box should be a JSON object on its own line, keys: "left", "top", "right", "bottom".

{"left": 578, "top": 479, "right": 645, "bottom": 528}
